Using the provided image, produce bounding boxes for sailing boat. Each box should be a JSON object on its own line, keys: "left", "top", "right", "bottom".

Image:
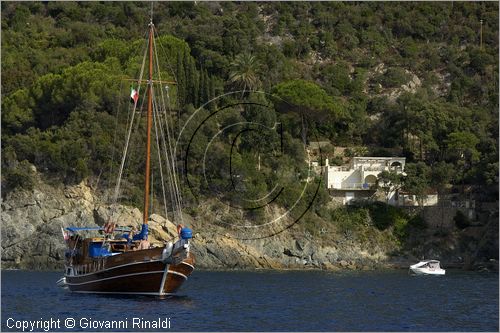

{"left": 60, "top": 16, "right": 195, "bottom": 295}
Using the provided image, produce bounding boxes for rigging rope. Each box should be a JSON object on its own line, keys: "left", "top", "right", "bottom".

{"left": 102, "top": 79, "right": 124, "bottom": 203}
{"left": 152, "top": 33, "right": 185, "bottom": 223}
{"left": 112, "top": 34, "right": 149, "bottom": 206}
{"left": 153, "top": 26, "right": 179, "bottom": 99}
{"left": 153, "top": 82, "right": 182, "bottom": 223}
{"left": 110, "top": 23, "right": 186, "bottom": 228}
{"left": 152, "top": 89, "right": 172, "bottom": 221}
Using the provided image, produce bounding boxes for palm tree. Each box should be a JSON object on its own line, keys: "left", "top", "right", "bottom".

{"left": 228, "top": 53, "right": 261, "bottom": 96}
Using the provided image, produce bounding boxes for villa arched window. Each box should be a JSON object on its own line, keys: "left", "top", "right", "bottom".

{"left": 390, "top": 161, "right": 403, "bottom": 172}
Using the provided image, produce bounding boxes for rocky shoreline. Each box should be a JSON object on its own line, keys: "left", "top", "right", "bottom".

{"left": 1, "top": 180, "right": 497, "bottom": 273}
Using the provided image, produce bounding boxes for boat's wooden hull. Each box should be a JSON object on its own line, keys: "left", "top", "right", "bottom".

{"left": 65, "top": 248, "right": 194, "bottom": 295}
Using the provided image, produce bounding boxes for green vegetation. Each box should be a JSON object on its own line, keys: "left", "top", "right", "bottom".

{"left": 374, "top": 67, "right": 411, "bottom": 89}
{"left": 330, "top": 206, "right": 370, "bottom": 235}
{"left": 377, "top": 170, "right": 403, "bottom": 203}
{"left": 454, "top": 210, "right": 471, "bottom": 229}
{"left": 329, "top": 202, "right": 427, "bottom": 246}
{"left": 3, "top": 159, "right": 36, "bottom": 191}
{"left": 1, "top": 2, "right": 498, "bottom": 219}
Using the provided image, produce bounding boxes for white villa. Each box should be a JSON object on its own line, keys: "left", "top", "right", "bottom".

{"left": 324, "top": 157, "right": 406, "bottom": 205}
{"left": 325, "top": 157, "right": 406, "bottom": 190}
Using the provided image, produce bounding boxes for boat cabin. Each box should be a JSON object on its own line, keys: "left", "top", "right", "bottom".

{"left": 64, "top": 227, "right": 145, "bottom": 264}
{"left": 424, "top": 260, "right": 441, "bottom": 270}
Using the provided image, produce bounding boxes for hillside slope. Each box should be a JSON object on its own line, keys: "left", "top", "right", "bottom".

{"left": 1, "top": 2, "right": 498, "bottom": 271}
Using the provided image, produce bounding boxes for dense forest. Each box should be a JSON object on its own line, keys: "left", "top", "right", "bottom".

{"left": 2, "top": 1, "right": 498, "bottom": 222}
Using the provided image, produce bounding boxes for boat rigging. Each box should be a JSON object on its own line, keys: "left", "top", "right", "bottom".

{"left": 59, "top": 11, "right": 195, "bottom": 296}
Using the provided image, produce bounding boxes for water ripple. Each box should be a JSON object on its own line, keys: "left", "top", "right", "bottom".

{"left": 1, "top": 270, "right": 498, "bottom": 331}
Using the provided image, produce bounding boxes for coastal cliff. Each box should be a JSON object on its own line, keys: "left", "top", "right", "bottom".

{"left": 0, "top": 179, "right": 387, "bottom": 271}
{"left": 2, "top": 177, "right": 497, "bottom": 272}
{"left": 2, "top": 2, "right": 498, "bottom": 273}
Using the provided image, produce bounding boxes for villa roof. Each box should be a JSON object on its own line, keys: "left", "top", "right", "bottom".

{"left": 352, "top": 156, "right": 406, "bottom": 161}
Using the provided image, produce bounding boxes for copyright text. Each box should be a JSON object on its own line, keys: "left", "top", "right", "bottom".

{"left": 5, "top": 317, "right": 172, "bottom": 331}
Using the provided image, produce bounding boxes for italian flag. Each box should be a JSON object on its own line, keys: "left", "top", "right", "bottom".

{"left": 130, "top": 87, "right": 139, "bottom": 104}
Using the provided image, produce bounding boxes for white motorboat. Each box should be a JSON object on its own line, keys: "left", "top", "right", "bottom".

{"left": 409, "top": 260, "right": 446, "bottom": 275}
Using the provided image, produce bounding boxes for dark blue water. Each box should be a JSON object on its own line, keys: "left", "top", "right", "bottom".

{"left": 1, "top": 270, "right": 498, "bottom": 331}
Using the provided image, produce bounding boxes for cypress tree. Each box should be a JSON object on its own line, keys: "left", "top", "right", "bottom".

{"left": 184, "top": 51, "right": 193, "bottom": 106}
{"left": 203, "top": 69, "right": 210, "bottom": 106}
{"left": 175, "top": 49, "right": 185, "bottom": 107}
{"left": 199, "top": 65, "right": 206, "bottom": 105}
{"left": 208, "top": 75, "right": 216, "bottom": 111}
{"left": 185, "top": 54, "right": 198, "bottom": 107}
{"left": 193, "top": 69, "right": 199, "bottom": 107}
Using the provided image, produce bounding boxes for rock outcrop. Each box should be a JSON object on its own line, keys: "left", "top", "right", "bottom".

{"left": 2, "top": 181, "right": 96, "bottom": 269}
{"left": 10, "top": 176, "right": 495, "bottom": 272}
{"left": 1, "top": 179, "right": 395, "bottom": 271}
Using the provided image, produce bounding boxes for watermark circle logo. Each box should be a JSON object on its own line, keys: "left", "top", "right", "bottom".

{"left": 175, "top": 91, "right": 324, "bottom": 240}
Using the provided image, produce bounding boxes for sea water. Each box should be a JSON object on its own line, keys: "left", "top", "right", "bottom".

{"left": 1, "top": 269, "right": 498, "bottom": 331}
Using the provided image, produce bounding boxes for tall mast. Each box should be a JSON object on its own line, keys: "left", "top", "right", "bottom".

{"left": 143, "top": 19, "right": 154, "bottom": 227}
